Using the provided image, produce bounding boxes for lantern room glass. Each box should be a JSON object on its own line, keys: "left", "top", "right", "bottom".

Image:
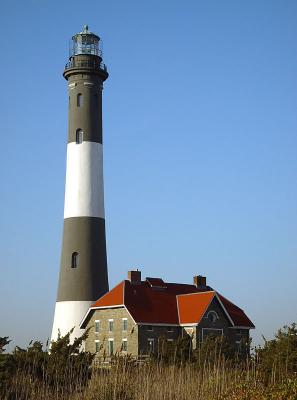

{"left": 69, "top": 25, "right": 101, "bottom": 57}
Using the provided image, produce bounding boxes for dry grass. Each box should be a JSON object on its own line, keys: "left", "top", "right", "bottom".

{"left": 4, "top": 357, "right": 297, "bottom": 400}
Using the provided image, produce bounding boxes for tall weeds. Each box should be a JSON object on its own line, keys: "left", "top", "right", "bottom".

{"left": 1, "top": 323, "right": 297, "bottom": 399}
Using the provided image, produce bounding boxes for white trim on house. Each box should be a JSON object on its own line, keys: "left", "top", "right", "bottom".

{"left": 80, "top": 305, "right": 125, "bottom": 328}
{"left": 229, "top": 326, "right": 255, "bottom": 330}
{"left": 124, "top": 306, "right": 137, "bottom": 325}
{"left": 202, "top": 328, "right": 223, "bottom": 341}
{"left": 179, "top": 323, "right": 198, "bottom": 327}
{"left": 214, "top": 294, "right": 235, "bottom": 326}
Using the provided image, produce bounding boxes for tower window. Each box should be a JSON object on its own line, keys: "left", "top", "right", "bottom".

{"left": 77, "top": 93, "right": 83, "bottom": 107}
{"left": 76, "top": 129, "right": 83, "bottom": 144}
{"left": 71, "top": 252, "right": 79, "bottom": 268}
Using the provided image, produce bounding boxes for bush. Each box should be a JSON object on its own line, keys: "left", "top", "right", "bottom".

{"left": 0, "top": 329, "right": 94, "bottom": 399}
{"left": 256, "top": 323, "right": 297, "bottom": 382}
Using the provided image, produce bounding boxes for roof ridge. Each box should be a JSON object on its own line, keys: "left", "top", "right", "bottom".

{"left": 217, "top": 292, "right": 244, "bottom": 312}
{"left": 176, "top": 290, "right": 215, "bottom": 298}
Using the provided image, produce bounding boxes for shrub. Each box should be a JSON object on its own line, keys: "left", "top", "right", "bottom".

{"left": 256, "top": 322, "right": 297, "bottom": 382}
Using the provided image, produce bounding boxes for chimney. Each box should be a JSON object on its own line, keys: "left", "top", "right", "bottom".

{"left": 193, "top": 275, "right": 206, "bottom": 287}
{"left": 128, "top": 270, "right": 141, "bottom": 284}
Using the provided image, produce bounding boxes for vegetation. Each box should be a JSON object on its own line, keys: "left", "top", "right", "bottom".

{"left": 0, "top": 323, "right": 297, "bottom": 399}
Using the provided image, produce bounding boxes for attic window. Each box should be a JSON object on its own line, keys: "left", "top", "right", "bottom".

{"left": 207, "top": 311, "right": 219, "bottom": 323}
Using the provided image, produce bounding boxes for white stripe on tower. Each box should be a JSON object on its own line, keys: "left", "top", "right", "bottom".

{"left": 64, "top": 141, "right": 105, "bottom": 219}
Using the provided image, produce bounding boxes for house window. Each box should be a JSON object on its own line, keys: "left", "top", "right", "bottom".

{"left": 147, "top": 325, "right": 153, "bottom": 331}
{"left": 122, "top": 339, "right": 127, "bottom": 352}
{"left": 76, "top": 129, "right": 83, "bottom": 144}
{"left": 202, "top": 328, "right": 223, "bottom": 342}
{"left": 148, "top": 338, "right": 154, "bottom": 353}
{"left": 122, "top": 318, "right": 128, "bottom": 331}
{"left": 95, "top": 340, "right": 100, "bottom": 353}
{"left": 108, "top": 339, "right": 114, "bottom": 356}
{"left": 207, "top": 311, "right": 219, "bottom": 323}
{"left": 108, "top": 319, "right": 114, "bottom": 333}
{"left": 167, "top": 326, "right": 173, "bottom": 332}
{"left": 77, "top": 93, "right": 83, "bottom": 107}
{"left": 95, "top": 320, "right": 100, "bottom": 333}
{"left": 71, "top": 252, "right": 79, "bottom": 268}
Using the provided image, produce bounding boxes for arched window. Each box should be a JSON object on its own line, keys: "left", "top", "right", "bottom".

{"left": 76, "top": 129, "right": 83, "bottom": 144}
{"left": 207, "top": 311, "right": 219, "bottom": 323}
{"left": 71, "top": 252, "right": 79, "bottom": 268}
{"left": 77, "top": 93, "right": 83, "bottom": 107}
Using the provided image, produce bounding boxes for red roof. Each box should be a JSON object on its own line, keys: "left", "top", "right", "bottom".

{"left": 91, "top": 281, "right": 124, "bottom": 308}
{"left": 81, "top": 277, "right": 254, "bottom": 329}
{"left": 218, "top": 293, "right": 255, "bottom": 328}
{"left": 177, "top": 292, "right": 215, "bottom": 324}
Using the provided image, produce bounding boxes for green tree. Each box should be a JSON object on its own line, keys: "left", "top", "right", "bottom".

{"left": 256, "top": 323, "right": 297, "bottom": 381}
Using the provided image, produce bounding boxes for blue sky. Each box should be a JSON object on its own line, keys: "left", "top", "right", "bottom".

{"left": 0, "top": 0, "right": 296, "bottom": 348}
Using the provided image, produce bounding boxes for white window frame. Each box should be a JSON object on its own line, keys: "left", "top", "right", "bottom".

{"left": 108, "top": 319, "right": 114, "bottom": 333}
{"left": 122, "top": 338, "right": 128, "bottom": 352}
{"left": 95, "top": 339, "right": 100, "bottom": 353}
{"left": 94, "top": 319, "right": 100, "bottom": 333}
{"left": 206, "top": 310, "right": 219, "bottom": 323}
{"left": 167, "top": 339, "right": 174, "bottom": 342}
{"left": 202, "top": 328, "right": 223, "bottom": 342}
{"left": 108, "top": 338, "right": 114, "bottom": 356}
{"left": 122, "top": 318, "right": 128, "bottom": 332}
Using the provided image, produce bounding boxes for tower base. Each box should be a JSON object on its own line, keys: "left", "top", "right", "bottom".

{"left": 51, "top": 300, "right": 92, "bottom": 346}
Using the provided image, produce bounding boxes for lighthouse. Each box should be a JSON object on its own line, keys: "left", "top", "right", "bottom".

{"left": 51, "top": 26, "right": 109, "bottom": 342}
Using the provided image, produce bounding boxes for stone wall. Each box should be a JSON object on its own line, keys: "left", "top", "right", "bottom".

{"left": 138, "top": 325, "right": 181, "bottom": 355}
{"left": 85, "top": 307, "right": 138, "bottom": 356}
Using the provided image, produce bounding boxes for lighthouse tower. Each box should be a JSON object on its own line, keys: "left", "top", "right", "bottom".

{"left": 51, "top": 26, "right": 109, "bottom": 342}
